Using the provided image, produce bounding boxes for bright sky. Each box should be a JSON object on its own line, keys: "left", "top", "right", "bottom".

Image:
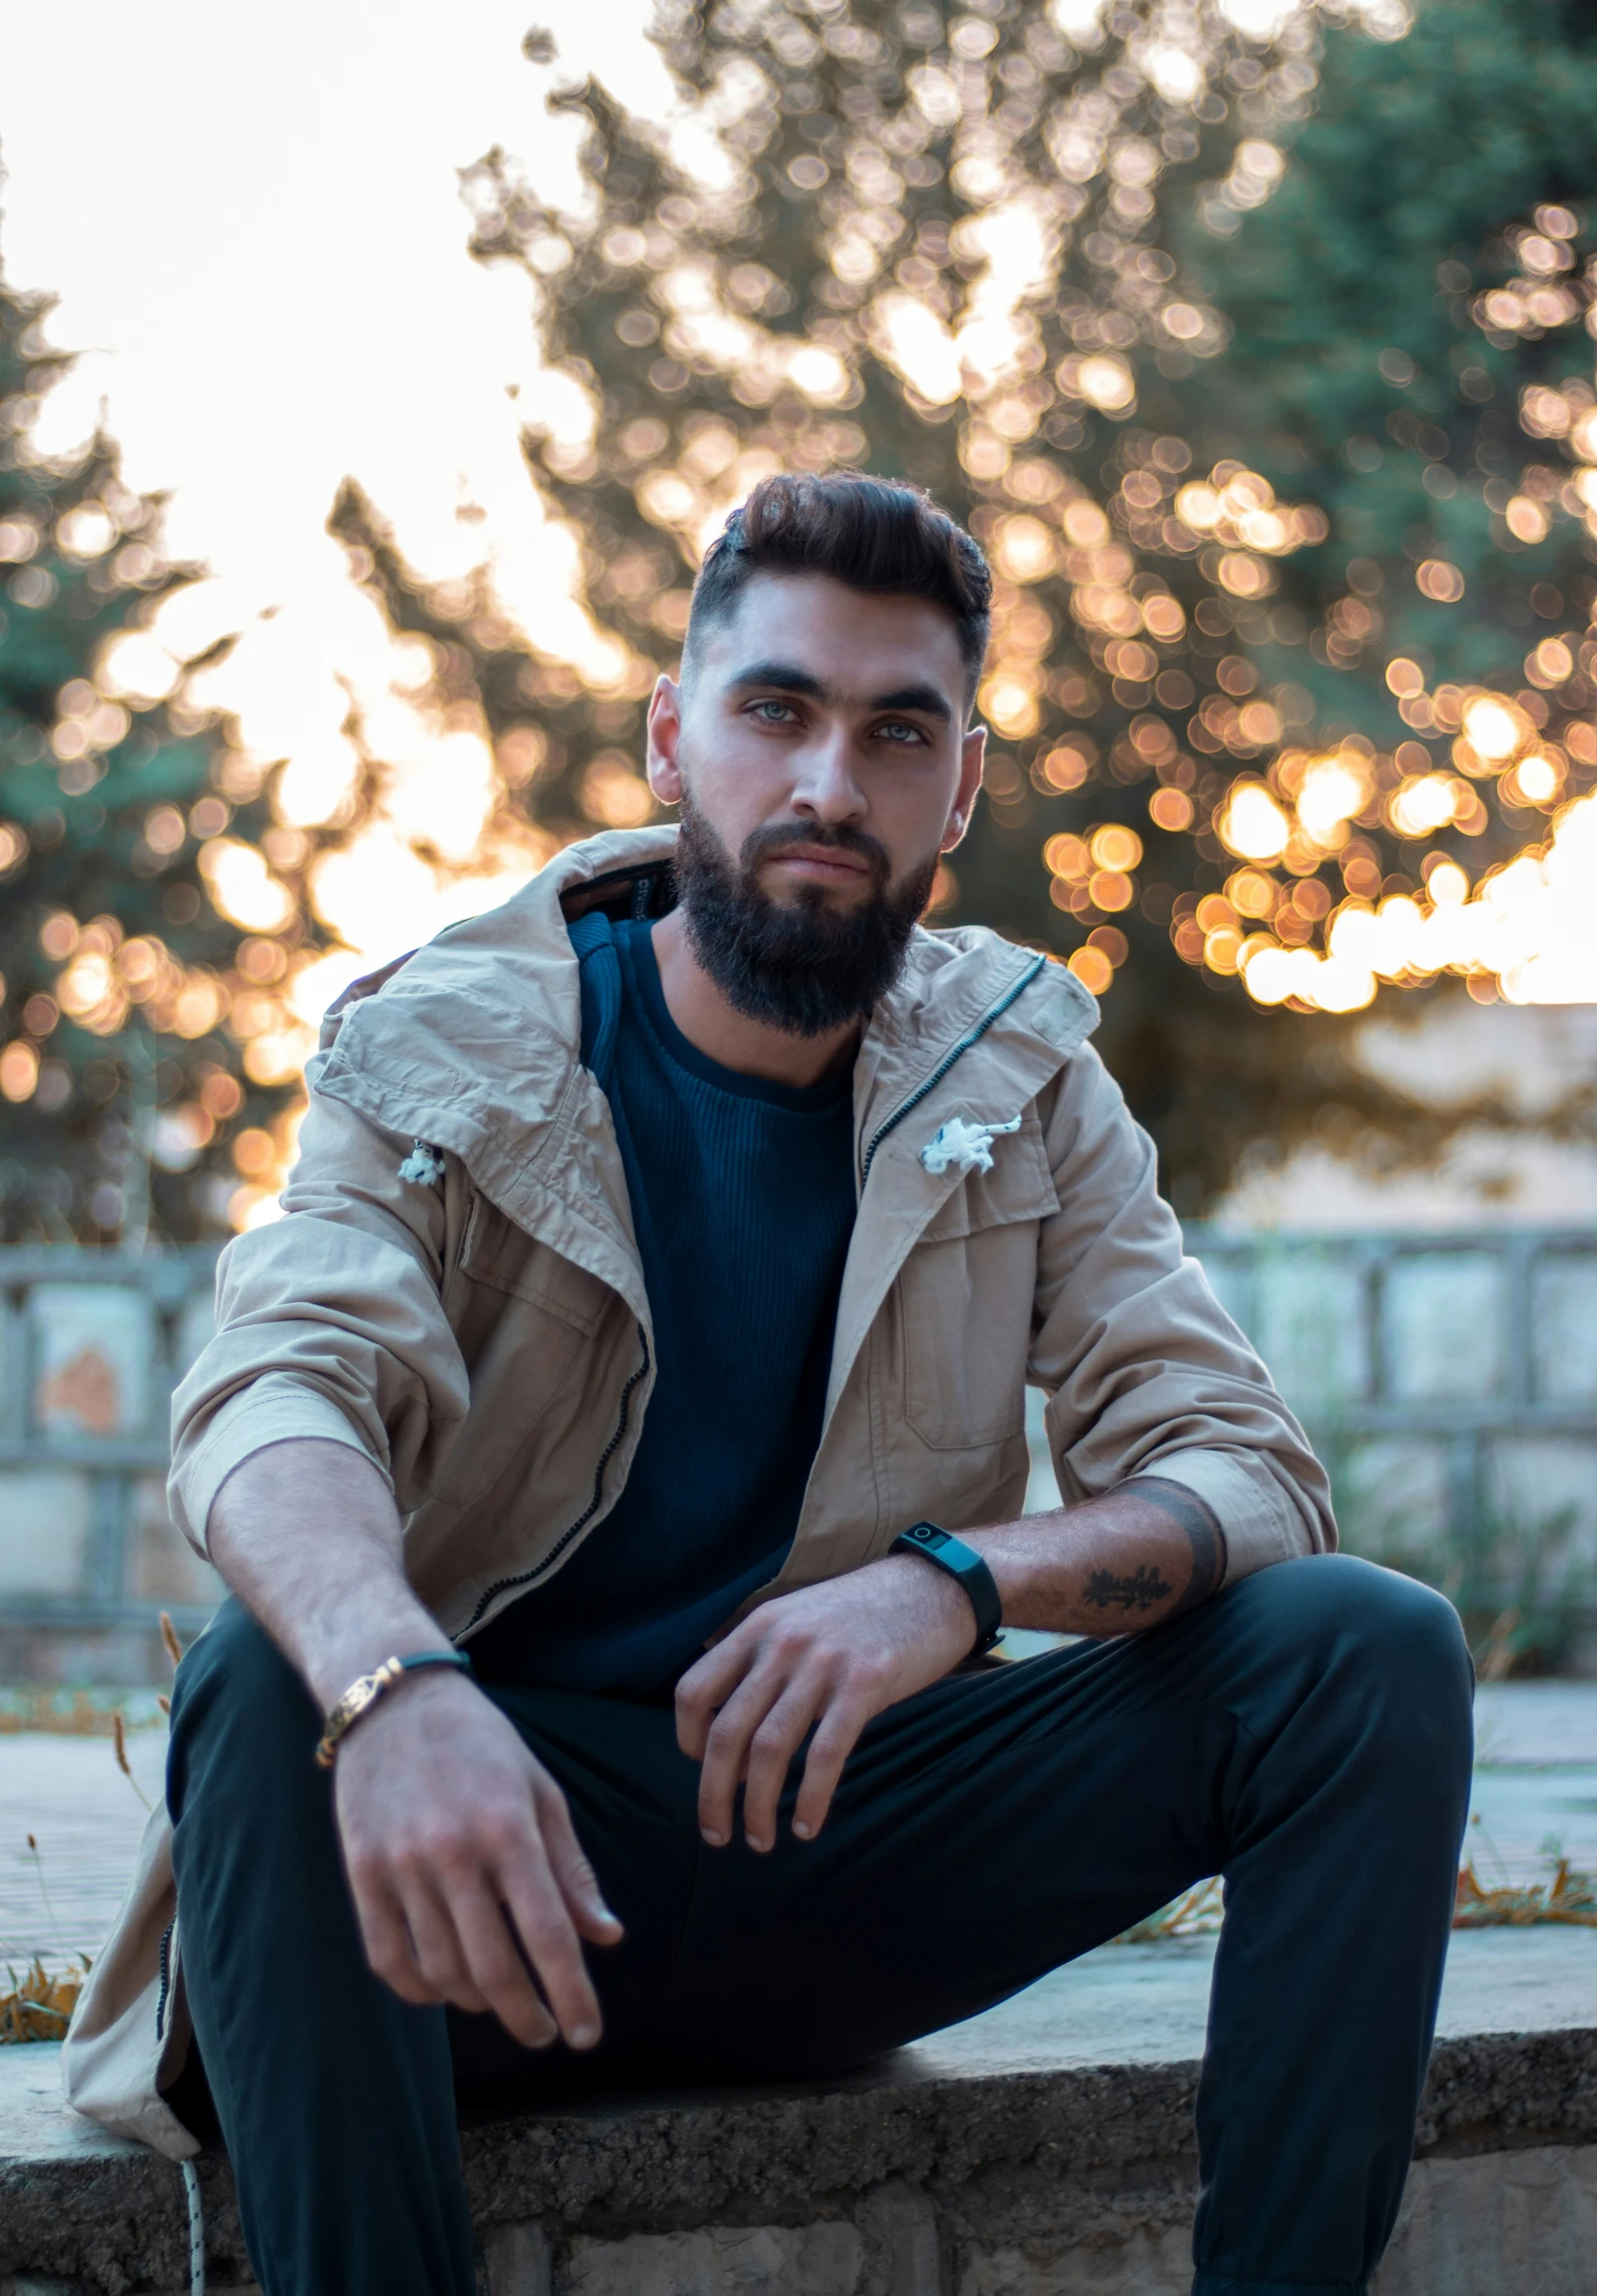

{"left": 1, "top": 0, "right": 674, "bottom": 1016}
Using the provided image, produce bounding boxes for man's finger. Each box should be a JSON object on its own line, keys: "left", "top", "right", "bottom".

{"left": 696, "top": 1662, "right": 788, "bottom": 1845}
{"left": 536, "top": 1782, "right": 625, "bottom": 1949}
{"left": 446, "top": 1868, "right": 561, "bottom": 2050}
{"left": 741, "top": 1681, "right": 824, "bottom": 1853}
{"left": 495, "top": 1833, "right": 605, "bottom": 2050}
{"left": 347, "top": 1864, "right": 440, "bottom": 2008}
{"left": 676, "top": 1627, "right": 762, "bottom": 1759}
{"left": 792, "top": 1698, "right": 874, "bottom": 1843}
{"left": 397, "top": 1871, "right": 492, "bottom": 2016}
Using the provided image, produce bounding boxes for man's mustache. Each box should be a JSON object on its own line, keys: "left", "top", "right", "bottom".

{"left": 739, "top": 820, "right": 892, "bottom": 890}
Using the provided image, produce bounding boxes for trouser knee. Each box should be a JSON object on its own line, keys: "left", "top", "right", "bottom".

{"left": 1275, "top": 1554, "right": 1473, "bottom": 1764}
{"left": 167, "top": 1598, "right": 321, "bottom": 1837}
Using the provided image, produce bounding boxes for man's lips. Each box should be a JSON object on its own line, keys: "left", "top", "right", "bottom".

{"left": 765, "top": 846, "right": 872, "bottom": 879}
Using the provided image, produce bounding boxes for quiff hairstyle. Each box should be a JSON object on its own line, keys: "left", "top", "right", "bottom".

{"left": 683, "top": 470, "right": 993, "bottom": 713}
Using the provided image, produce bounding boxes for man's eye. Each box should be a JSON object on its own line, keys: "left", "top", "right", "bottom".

{"left": 750, "top": 699, "right": 798, "bottom": 723}
{"left": 875, "top": 719, "right": 927, "bottom": 744}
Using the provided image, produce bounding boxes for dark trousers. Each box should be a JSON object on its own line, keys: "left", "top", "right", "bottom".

{"left": 166, "top": 1555, "right": 1472, "bottom": 2296}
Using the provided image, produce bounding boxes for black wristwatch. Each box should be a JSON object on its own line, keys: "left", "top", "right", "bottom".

{"left": 891, "top": 1522, "right": 1004, "bottom": 1655}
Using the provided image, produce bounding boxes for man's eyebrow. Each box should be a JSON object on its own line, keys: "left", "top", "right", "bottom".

{"left": 727, "top": 660, "right": 829, "bottom": 699}
{"left": 727, "top": 663, "right": 955, "bottom": 724}
{"left": 868, "top": 682, "right": 953, "bottom": 724}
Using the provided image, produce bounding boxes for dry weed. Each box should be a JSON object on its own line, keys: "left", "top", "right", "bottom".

{"left": 1118, "top": 1854, "right": 1597, "bottom": 1947}
{"left": 0, "top": 1956, "right": 88, "bottom": 2043}
{"left": 1453, "top": 1856, "right": 1597, "bottom": 1927}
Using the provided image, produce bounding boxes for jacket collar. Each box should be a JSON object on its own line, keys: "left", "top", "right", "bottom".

{"left": 312, "top": 824, "right": 1098, "bottom": 1258}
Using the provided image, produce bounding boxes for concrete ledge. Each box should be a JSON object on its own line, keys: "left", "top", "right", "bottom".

{"left": 6, "top": 1935, "right": 1597, "bottom": 2294}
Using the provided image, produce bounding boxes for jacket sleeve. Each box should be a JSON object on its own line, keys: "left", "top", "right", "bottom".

{"left": 1026, "top": 1042, "right": 1334, "bottom": 1581}
{"left": 167, "top": 1074, "right": 471, "bottom": 1558}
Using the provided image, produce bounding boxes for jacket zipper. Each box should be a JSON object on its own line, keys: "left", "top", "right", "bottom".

{"left": 460, "top": 1326, "right": 653, "bottom": 1635}
{"left": 155, "top": 1916, "right": 175, "bottom": 2042}
{"left": 858, "top": 952, "right": 1047, "bottom": 1189}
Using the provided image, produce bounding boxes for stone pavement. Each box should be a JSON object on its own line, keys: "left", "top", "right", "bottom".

{"left": 1471, "top": 1678, "right": 1597, "bottom": 1765}
{"left": 0, "top": 1728, "right": 165, "bottom": 1977}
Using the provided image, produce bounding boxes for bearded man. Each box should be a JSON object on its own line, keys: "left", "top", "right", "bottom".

{"left": 65, "top": 473, "right": 1471, "bottom": 2296}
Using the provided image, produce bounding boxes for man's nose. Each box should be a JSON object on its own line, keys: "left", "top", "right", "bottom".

{"left": 790, "top": 720, "right": 867, "bottom": 824}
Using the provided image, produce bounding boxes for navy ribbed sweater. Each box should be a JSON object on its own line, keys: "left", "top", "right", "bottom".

{"left": 467, "top": 914, "right": 857, "bottom": 1698}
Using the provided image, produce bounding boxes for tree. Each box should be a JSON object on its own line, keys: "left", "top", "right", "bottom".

{"left": 337, "top": 0, "right": 1597, "bottom": 1206}
{"left": 0, "top": 241, "right": 320, "bottom": 1243}
{"left": 1121, "top": 0, "right": 1597, "bottom": 1195}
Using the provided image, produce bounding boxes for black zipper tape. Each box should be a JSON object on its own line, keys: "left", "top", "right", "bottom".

{"left": 859, "top": 952, "right": 1047, "bottom": 1188}
{"left": 462, "top": 1325, "right": 652, "bottom": 1635}
{"left": 155, "top": 1916, "right": 175, "bottom": 2042}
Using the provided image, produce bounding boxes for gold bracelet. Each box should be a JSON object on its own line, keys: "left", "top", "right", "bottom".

{"left": 313, "top": 1648, "right": 472, "bottom": 1769}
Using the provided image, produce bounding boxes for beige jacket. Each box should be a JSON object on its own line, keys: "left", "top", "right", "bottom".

{"left": 62, "top": 825, "right": 1333, "bottom": 2155}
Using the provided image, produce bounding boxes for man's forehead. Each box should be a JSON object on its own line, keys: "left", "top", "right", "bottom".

{"left": 701, "top": 570, "right": 967, "bottom": 695}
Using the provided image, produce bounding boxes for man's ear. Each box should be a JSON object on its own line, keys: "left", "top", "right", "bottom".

{"left": 941, "top": 723, "right": 987, "bottom": 852}
{"left": 646, "top": 675, "right": 686, "bottom": 805}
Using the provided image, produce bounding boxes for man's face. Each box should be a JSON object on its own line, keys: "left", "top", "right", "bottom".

{"left": 646, "top": 571, "right": 986, "bottom": 910}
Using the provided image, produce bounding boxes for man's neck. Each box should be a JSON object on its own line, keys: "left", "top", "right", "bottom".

{"left": 649, "top": 909, "right": 860, "bottom": 1090}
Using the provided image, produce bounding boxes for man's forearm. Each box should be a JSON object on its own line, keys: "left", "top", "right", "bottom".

{"left": 209, "top": 1438, "right": 445, "bottom": 1711}
{"left": 958, "top": 1478, "right": 1228, "bottom": 1637}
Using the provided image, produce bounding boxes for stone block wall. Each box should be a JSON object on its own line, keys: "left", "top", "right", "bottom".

{"left": 0, "top": 1248, "right": 223, "bottom": 1682}
{"left": 4, "top": 1230, "right": 1597, "bottom": 1681}
{"left": 473, "top": 2148, "right": 1597, "bottom": 2296}
{"left": 1187, "top": 1227, "right": 1597, "bottom": 1636}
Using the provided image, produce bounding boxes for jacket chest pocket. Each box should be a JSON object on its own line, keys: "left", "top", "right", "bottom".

{"left": 894, "top": 1121, "right": 1056, "bottom": 1452}
{"left": 448, "top": 1194, "right": 611, "bottom": 1332}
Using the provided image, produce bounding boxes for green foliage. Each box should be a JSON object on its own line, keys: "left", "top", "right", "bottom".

{"left": 0, "top": 261, "right": 314, "bottom": 1242}
{"left": 338, "top": 0, "right": 1597, "bottom": 1205}
{"left": 1172, "top": 0, "right": 1597, "bottom": 718}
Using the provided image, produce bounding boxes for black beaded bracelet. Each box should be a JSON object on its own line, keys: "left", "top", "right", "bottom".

{"left": 891, "top": 1522, "right": 1005, "bottom": 1655}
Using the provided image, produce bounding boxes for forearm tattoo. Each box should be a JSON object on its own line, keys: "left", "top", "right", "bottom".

{"left": 1083, "top": 1562, "right": 1174, "bottom": 1612}
{"left": 1082, "top": 1479, "right": 1229, "bottom": 1620}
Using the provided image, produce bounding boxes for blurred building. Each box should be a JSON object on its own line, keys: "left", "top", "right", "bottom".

{"left": 1217, "top": 1000, "right": 1597, "bottom": 1229}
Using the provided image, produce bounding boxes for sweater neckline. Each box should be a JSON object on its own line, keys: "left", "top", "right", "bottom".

{"left": 614, "top": 918, "right": 855, "bottom": 1116}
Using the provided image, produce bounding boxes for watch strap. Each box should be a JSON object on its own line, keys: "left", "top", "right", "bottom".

{"left": 891, "top": 1522, "right": 1004, "bottom": 1654}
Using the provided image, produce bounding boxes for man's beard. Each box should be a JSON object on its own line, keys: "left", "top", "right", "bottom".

{"left": 672, "top": 793, "right": 938, "bottom": 1038}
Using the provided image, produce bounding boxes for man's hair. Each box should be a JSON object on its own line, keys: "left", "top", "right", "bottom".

{"left": 683, "top": 470, "right": 992, "bottom": 708}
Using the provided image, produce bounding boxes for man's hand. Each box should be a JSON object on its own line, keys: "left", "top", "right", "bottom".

{"left": 332, "top": 1668, "right": 623, "bottom": 2050}
{"left": 676, "top": 1554, "right": 976, "bottom": 1853}
{"left": 676, "top": 1479, "right": 1230, "bottom": 1854}
{"left": 208, "top": 1439, "right": 622, "bottom": 2051}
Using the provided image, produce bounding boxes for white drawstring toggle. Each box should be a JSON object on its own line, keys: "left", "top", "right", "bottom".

{"left": 919, "top": 1113, "right": 1022, "bottom": 1176}
{"left": 397, "top": 1140, "right": 445, "bottom": 1187}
